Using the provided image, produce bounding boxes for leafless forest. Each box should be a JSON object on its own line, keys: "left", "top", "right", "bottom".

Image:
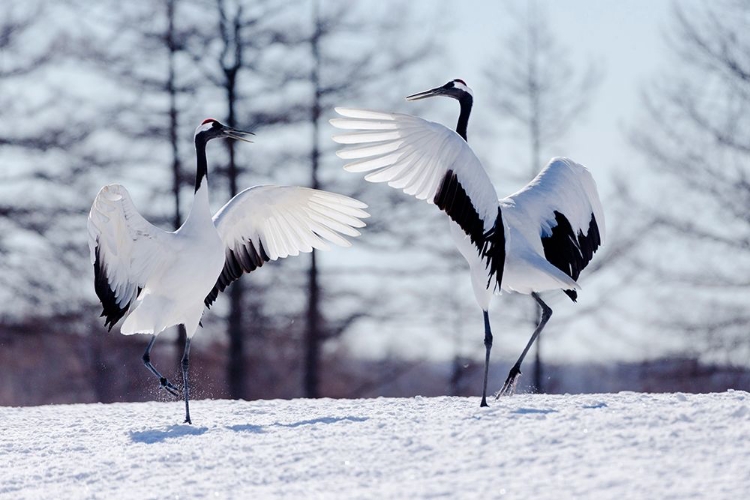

{"left": 1, "top": 0, "right": 748, "bottom": 406}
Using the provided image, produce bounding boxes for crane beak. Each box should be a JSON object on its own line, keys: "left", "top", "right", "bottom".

{"left": 224, "top": 126, "right": 255, "bottom": 143}
{"left": 405, "top": 86, "right": 448, "bottom": 101}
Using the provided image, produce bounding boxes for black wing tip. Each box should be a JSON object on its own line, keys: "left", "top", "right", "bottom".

{"left": 204, "top": 240, "right": 271, "bottom": 307}
{"left": 204, "top": 288, "right": 220, "bottom": 309}
{"left": 482, "top": 208, "right": 506, "bottom": 291}
{"left": 93, "top": 245, "right": 130, "bottom": 331}
{"left": 542, "top": 211, "right": 602, "bottom": 296}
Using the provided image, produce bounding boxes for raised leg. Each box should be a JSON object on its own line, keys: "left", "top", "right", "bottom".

{"left": 496, "top": 293, "right": 552, "bottom": 397}
{"left": 480, "top": 310, "right": 493, "bottom": 407}
{"left": 142, "top": 335, "right": 180, "bottom": 397}
{"left": 181, "top": 337, "right": 192, "bottom": 424}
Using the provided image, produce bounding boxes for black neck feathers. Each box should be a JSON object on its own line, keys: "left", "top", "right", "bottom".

{"left": 194, "top": 136, "right": 208, "bottom": 192}
{"left": 456, "top": 93, "right": 473, "bottom": 142}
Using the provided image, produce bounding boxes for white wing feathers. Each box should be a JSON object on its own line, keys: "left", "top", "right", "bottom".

{"left": 206, "top": 185, "right": 369, "bottom": 307}
{"left": 87, "top": 184, "right": 171, "bottom": 329}
{"left": 502, "top": 157, "right": 605, "bottom": 245}
{"left": 213, "top": 185, "right": 369, "bottom": 260}
{"left": 330, "top": 108, "right": 499, "bottom": 232}
{"left": 500, "top": 158, "right": 604, "bottom": 299}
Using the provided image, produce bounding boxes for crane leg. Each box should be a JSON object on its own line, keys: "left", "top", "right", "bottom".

{"left": 142, "top": 335, "right": 180, "bottom": 397}
{"left": 480, "top": 310, "right": 493, "bottom": 407}
{"left": 495, "top": 293, "right": 552, "bottom": 397}
{"left": 181, "top": 337, "right": 192, "bottom": 425}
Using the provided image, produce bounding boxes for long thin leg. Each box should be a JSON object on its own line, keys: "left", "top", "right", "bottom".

{"left": 496, "top": 293, "right": 552, "bottom": 398}
{"left": 480, "top": 310, "right": 493, "bottom": 407}
{"left": 181, "top": 337, "right": 192, "bottom": 424}
{"left": 142, "top": 335, "right": 180, "bottom": 397}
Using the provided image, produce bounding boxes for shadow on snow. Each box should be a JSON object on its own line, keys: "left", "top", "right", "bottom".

{"left": 511, "top": 407, "right": 558, "bottom": 415}
{"left": 129, "top": 416, "right": 368, "bottom": 442}
{"left": 130, "top": 425, "right": 208, "bottom": 444}
{"left": 228, "top": 416, "right": 369, "bottom": 433}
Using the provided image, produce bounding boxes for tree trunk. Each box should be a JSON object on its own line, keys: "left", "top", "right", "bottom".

{"left": 225, "top": 67, "right": 247, "bottom": 400}
{"left": 228, "top": 282, "right": 245, "bottom": 398}
{"left": 165, "top": 0, "right": 188, "bottom": 371}
{"left": 533, "top": 312, "right": 542, "bottom": 392}
{"left": 304, "top": 251, "right": 320, "bottom": 397}
{"left": 304, "top": 0, "right": 323, "bottom": 398}
{"left": 528, "top": 27, "right": 544, "bottom": 394}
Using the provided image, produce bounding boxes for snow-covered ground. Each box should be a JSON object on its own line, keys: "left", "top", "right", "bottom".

{"left": 2, "top": 392, "right": 749, "bottom": 499}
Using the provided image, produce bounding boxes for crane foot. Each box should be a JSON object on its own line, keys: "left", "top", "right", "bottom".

{"left": 495, "top": 365, "right": 521, "bottom": 398}
{"left": 159, "top": 377, "right": 181, "bottom": 397}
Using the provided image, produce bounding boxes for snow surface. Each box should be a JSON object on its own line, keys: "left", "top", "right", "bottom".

{"left": 2, "top": 392, "right": 749, "bottom": 499}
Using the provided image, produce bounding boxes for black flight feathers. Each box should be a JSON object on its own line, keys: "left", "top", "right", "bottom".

{"left": 93, "top": 244, "right": 141, "bottom": 331}
{"left": 432, "top": 170, "right": 602, "bottom": 300}
{"left": 94, "top": 236, "right": 272, "bottom": 330}
{"left": 541, "top": 211, "right": 602, "bottom": 302}
{"left": 204, "top": 239, "right": 271, "bottom": 308}
{"left": 434, "top": 169, "right": 505, "bottom": 290}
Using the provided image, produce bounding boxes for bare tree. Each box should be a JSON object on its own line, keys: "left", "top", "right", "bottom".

{"left": 206, "top": 0, "right": 253, "bottom": 401}
{"left": 75, "top": 0, "right": 208, "bottom": 370}
{"left": 76, "top": 0, "right": 435, "bottom": 400}
{"left": 0, "top": 2, "right": 97, "bottom": 318}
{"left": 76, "top": 0, "right": 303, "bottom": 398}
{"left": 631, "top": 0, "right": 750, "bottom": 365}
{"left": 483, "top": 2, "right": 602, "bottom": 392}
{"left": 300, "top": 0, "right": 434, "bottom": 397}
{"left": 182, "top": 0, "right": 314, "bottom": 399}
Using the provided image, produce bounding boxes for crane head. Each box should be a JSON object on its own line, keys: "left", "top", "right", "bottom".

{"left": 194, "top": 118, "right": 255, "bottom": 143}
{"left": 405, "top": 79, "right": 473, "bottom": 102}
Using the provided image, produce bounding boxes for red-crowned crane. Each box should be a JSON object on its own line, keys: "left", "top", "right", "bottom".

{"left": 88, "top": 119, "right": 369, "bottom": 423}
{"left": 330, "top": 79, "right": 604, "bottom": 406}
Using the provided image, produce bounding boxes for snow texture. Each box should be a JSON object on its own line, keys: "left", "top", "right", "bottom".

{"left": 2, "top": 392, "right": 749, "bottom": 499}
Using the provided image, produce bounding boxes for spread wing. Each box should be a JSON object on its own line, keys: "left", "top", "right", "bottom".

{"left": 205, "top": 185, "right": 369, "bottom": 307}
{"left": 501, "top": 157, "right": 605, "bottom": 299}
{"left": 330, "top": 107, "right": 504, "bottom": 288}
{"left": 87, "top": 184, "right": 173, "bottom": 330}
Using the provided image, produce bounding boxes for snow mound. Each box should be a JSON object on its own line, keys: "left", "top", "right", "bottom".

{"left": 3, "top": 392, "right": 749, "bottom": 499}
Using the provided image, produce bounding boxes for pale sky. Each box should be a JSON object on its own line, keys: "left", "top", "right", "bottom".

{"left": 424, "top": 0, "right": 673, "bottom": 191}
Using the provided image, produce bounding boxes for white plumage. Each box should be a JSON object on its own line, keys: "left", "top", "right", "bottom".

{"left": 88, "top": 183, "right": 223, "bottom": 338}
{"left": 500, "top": 158, "right": 605, "bottom": 295}
{"left": 330, "top": 79, "right": 604, "bottom": 405}
{"left": 334, "top": 109, "right": 499, "bottom": 228}
{"left": 88, "top": 119, "right": 369, "bottom": 423}
{"left": 214, "top": 185, "right": 367, "bottom": 259}
{"left": 88, "top": 184, "right": 367, "bottom": 332}
{"left": 331, "top": 109, "right": 603, "bottom": 299}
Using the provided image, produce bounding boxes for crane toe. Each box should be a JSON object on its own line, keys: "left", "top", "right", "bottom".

{"left": 159, "top": 377, "right": 181, "bottom": 397}
{"left": 496, "top": 365, "right": 522, "bottom": 398}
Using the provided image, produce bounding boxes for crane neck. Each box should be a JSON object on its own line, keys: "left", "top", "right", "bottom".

{"left": 456, "top": 94, "right": 473, "bottom": 142}
{"left": 194, "top": 136, "right": 209, "bottom": 192}
{"left": 182, "top": 135, "right": 213, "bottom": 231}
